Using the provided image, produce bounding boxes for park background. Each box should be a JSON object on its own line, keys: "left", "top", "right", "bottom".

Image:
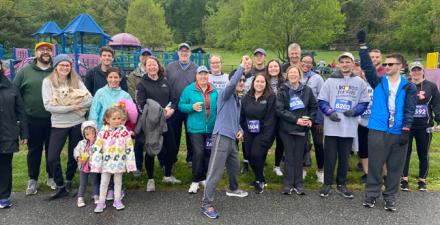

{"left": 1, "top": 0, "right": 440, "bottom": 192}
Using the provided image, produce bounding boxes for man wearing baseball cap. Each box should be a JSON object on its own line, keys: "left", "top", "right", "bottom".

{"left": 13, "top": 42, "right": 56, "bottom": 195}
{"left": 317, "top": 51, "right": 370, "bottom": 199}
{"left": 166, "top": 43, "right": 198, "bottom": 168}
{"left": 252, "top": 48, "right": 266, "bottom": 75}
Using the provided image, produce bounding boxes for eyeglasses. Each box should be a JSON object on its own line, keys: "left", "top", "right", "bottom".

{"left": 382, "top": 63, "right": 401, "bottom": 67}
{"left": 239, "top": 78, "right": 246, "bottom": 82}
{"left": 58, "top": 64, "right": 71, "bottom": 68}
{"left": 38, "top": 48, "right": 52, "bottom": 53}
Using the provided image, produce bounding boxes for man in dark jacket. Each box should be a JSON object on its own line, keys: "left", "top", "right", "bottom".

{"left": 13, "top": 42, "right": 54, "bottom": 195}
{"left": 84, "top": 46, "right": 127, "bottom": 96}
{"left": 1, "top": 60, "right": 28, "bottom": 208}
{"left": 282, "top": 43, "right": 301, "bottom": 73}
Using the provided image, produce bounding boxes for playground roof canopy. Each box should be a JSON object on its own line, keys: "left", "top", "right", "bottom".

{"left": 59, "top": 13, "right": 110, "bottom": 38}
{"left": 109, "top": 33, "right": 141, "bottom": 47}
{"left": 32, "top": 21, "right": 62, "bottom": 36}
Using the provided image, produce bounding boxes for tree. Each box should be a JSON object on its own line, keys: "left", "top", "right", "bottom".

{"left": 203, "top": 0, "right": 243, "bottom": 49}
{"left": 125, "top": 0, "right": 173, "bottom": 48}
{"left": 238, "top": 0, "right": 345, "bottom": 61}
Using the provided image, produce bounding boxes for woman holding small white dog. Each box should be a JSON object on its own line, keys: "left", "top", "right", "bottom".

{"left": 42, "top": 54, "right": 92, "bottom": 200}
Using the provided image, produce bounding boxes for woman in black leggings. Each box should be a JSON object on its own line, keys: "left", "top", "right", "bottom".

{"left": 401, "top": 62, "right": 440, "bottom": 191}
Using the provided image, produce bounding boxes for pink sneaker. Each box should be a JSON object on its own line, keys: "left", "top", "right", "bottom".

{"left": 94, "top": 203, "right": 106, "bottom": 213}
{"left": 106, "top": 190, "right": 114, "bottom": 201}
{"left": 113, "top": 200, "right": 125, "bottom": 210}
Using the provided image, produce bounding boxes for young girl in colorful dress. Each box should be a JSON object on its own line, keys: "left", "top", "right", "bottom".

{"left": 90, "top": 107, "right": 137, "bottom": 213}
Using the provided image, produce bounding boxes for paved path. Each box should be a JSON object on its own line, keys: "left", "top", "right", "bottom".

{"left": 2, "top": 189, "right": 440, "bottom": 225}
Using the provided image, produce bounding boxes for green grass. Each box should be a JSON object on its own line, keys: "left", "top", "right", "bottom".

{"left": 11, "top": 132, "right": 440, "bottom": 193}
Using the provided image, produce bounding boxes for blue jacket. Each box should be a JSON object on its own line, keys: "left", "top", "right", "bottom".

{"left": 359, "top": 48, "right": 417, "bottom": 134}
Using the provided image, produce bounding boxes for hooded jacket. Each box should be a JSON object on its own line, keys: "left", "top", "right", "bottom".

{"left": 0, "top": 75, "right": 28, "bottom": 153}
{"left": 73, "top": 120, "right": 98, "bottom": 172}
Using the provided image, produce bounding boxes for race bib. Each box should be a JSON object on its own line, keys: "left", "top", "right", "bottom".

{"left": 205, "top": 136, "right": 213, "bottom": 150}
{"left": 289, "top": 96, "right": 305, "bottom": 111}
{"left": 388, "top": 110, "right": 395, "bottom": 128}
{"left": 414, "top": 105, "right": 428, "bottom": 118}
{"left": 334, "top": 99, "right": 352, "bottom": 112}
{"left": 247, "top": 120, "right": 261, "bottom": 133}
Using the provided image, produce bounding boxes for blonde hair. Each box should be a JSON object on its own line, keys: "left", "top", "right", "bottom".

{"left": 286, "top": 65, "right": 304, "bottom": 82}
{"left": 103, "top": 107, "right": 127, "bottom": 125}
{"left": 48, "top": 68, "right": 81, "bottom": 89}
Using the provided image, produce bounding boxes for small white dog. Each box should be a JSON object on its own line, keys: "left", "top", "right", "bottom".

{"left": 50, "top": 87, "right": 91, "bottom": 116}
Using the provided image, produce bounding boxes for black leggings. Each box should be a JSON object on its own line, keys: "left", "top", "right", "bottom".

{"left": 47, "top": 124, "right": 82, "bottom": 187}
{"left": 402, "top": 128, "right": 431, "bottom": 179}
{"left": 274, "top": 134, "right": 284, "bottom": 166}
{"left": 310, "top": 124, "right": 324, "bottom": 169}
{"left": 145, "top": 121, "right": 177, "bottom": 178}
{"left": 244, "top": 131, "right": 270, "bottom": 182}
{"left": 323, "top": 136, "right": 353, "bottom": 186}
{"left": 357, "top": 125, "right": 369, "bottom": 159}
{"left": 0, "top": 153, "right": 13, "bottom": 199}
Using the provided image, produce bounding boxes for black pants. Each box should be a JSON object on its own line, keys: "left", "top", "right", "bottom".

{"left": 47, "top": 124, "right": 82, "bottom": 187}
{"left": 402, "top": 128, "right": 431, "bottom": 179}
{"left": 0, "top": 153, "right": 13, "bottom": 199}
{"left": 170, "top": 110, "right": 193, "bottom": 162}
{"left": 274, "top": 134, "right": 284, "bottom": 166}
{"left": 189, "top": 133, "right": 211, "bottom": 182}
{"left": 365, "top": 130, "right": 407, "bottom": 201}
{"left": 244, "top": 131, "right": 270, "bottom": 182}
{"left": 280, "top": 132, "right": 306, "bottom": 188}
{"left": 27, "top": 117, "right": 52, "bottom": 180}
{"left": 134, "top": 138, "right": 144, "bottom": 171}
{"left": 310, "top": 124, "right": 324, "bottom": 169}
{"left": 145, "top": 121, "right": 177, "bottom": 178}
{"left": 357, "top": 125, "right": 369, "bottom": 159}
{"left": 323, "top": 136, "right": 353, "bottom": 186}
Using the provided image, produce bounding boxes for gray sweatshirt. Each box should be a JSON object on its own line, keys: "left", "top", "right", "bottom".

{"left": 166, "top": 61, "right": 198, "bottom": 103}
{"left": 42, "top": 78, "right": 92, "bottom": 128}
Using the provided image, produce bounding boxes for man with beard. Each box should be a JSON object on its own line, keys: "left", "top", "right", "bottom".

{"left": 282, "top": 43, "right": 302, "bottom": 73}
{"left": 370, "top": 49, "right": 386, "bottom": 77}
{"left": 14, "top": 42, "right": 55, "bottom": 195}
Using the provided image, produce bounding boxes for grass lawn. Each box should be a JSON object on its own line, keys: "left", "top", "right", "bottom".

{"left": 11, "top": 132, "right": 440, "bottom": 193}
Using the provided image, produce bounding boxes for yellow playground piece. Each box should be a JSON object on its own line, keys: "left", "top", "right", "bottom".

{"left": 426, "top": 52, "right": 439, "bottom": 69}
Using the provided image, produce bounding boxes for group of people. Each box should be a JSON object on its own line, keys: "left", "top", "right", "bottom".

{"left": 0, "top": 31, "right": 439, "bottom": 220}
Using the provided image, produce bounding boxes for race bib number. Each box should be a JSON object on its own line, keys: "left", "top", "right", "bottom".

{"left": 205, "top": 136, "right": 213, "bottom": 150}
{"left": 247, "top": 120, "right": 261, "bottom": 133}
{"left": 289, "top": 96, "right": 305, "bottom": 111}
{"left": 388, "top": 110, "right": 395, "bottom": 128}
{"left": 334, "top": 99, "right": 352, "bottom": 112}
{"left": 414, "top": 105, "right": 428, "bottom": 118}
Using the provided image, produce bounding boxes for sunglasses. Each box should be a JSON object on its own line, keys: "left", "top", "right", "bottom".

{"left": 382, "top": 63, "right": 401, "bottom": 67}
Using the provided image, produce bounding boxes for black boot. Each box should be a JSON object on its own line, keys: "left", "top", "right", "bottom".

{"left": 46, "top": 187, "right": 68, "bottom": 201}
{"left": 241, "top": 162, "right": 249, "bottom": 174}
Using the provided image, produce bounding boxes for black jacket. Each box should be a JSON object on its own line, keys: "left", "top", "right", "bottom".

{"left": 412, "top": 80, "right": 440, "bottom": 129}
{"left": 276, "top": 83, "right": 316, "bottom": 134}
{"left": 84, "top": 65, "right": 128, "bottom": 96}
{"left": 240, "top": 93, "right": 276, "bottom": 148}
{"left": 135, "top": 74, "right": 176, "bottom": 112}
{"left": 0, "top": 75, "right": 28, "bottom": 153}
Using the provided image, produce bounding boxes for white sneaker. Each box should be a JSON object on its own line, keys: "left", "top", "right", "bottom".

{"left": 188, "top": 182, "right": 199, "bottom": 194}
{"left": 303, "top": 169, "right": 307, "bottom": 179}
{"left": 46, "top": 178, "right": 56, "bottom": 190}
{"left": 316, "top": 170, "right": 324, "bottom": 183}
{"left": 146, "top": 179, "right": 155, "bottom": 192}
{"left": 273, "top": 167, "right": 283, "bottom": 176}
{"left": 200, "top": 180, "right": 206, "bottom": 187}
{"left": 26, "top": 179, "right": 38, "bottom": 195}
{"left": 162, "top": 176, "right": 182, "bottom": 184}
{"left": 226, "top": 189, "right": 248, "bottom": 198}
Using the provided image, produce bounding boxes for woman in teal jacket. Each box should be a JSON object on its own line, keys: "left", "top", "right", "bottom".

{"left": 179, "top": 65, "right": 218, "bottom": 194}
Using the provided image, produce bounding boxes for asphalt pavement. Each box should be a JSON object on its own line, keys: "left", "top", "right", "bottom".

{"left": 1, "top": 189, "right": 440, "bottom": 225}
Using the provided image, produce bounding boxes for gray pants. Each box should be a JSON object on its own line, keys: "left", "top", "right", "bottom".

{"left": 364, "top": 130, "right": 408, "bottom": 201}
{"left": 77, "top": 171, "right": 99, "bottom": 198}
{"left": 202, "top": 135, "right": 240, "bottom": 206}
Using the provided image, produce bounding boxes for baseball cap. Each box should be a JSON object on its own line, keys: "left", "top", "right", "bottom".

{"left": 196, "top": 65, "right": 209, "bottom": 74}
{"left": 409, "top": 61, "right": 424, "bottom": 70}
{"left": 338, "top": 52, "right": 355, "bottom": 62}
{"left": 140, "top": 48, "right": 152, "bottom": 56}
{"left": 253, "top": 48, "right": 267, "bottom": 56}
{"left": 35, "top": 42, "right": 54, "bottom": 51}
{"left": 178, "top": 43, "right": 191, "bottom": 51}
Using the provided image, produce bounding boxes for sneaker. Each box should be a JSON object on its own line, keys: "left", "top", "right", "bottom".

{"left": 293, "top": 186, "right": 306, "bottom": 195}
{"left": 0, "top": 198, "right": 12, "bottom": 209}
{"left": 26, "top": 179, "right": 38, "bottom": 195}
{"left": 226, "top": 189, "right": 248, "bottom": 198}
{"left": 282, "top": 187, "right": 293, "bottom": 195}
{"left": 316, "top": 171, "right": 324, "bottom": 183}
{"left": 254, "top": 181, "right": 264, "bottom": 194}
{"left": 162, "top": 176, "right": 182, "bottom": 184}
{"left": 362, "top": 197, "right": 376, "bottom": 208}
{"left": 319, "top": 185, "right": 331, "bottom": 198}
{"left": 360, "top": 174, "right": 368, "bottom": 184}
{"left": 400, "top": 180, "right": 410, "bottom": 192}
{"left": 187, "top": 161, "right": 193, "bottom": 168}
{"left": 46, "top": 178, "right": 56, "bottom": 190}
{"left": 384, "top": 200, "right": 397, "bottom": 211}
{"left": 94, "top": 203, "right": 106, "bottom": 213}
{"left": 146, "top": 179, "right": 155, "bottom": 192}
{"left": 113, "top": 200, "right": 125, "bottom": 210}
{"left": 418, "top": 181, "right": 427, "bottom": 192}
{"left": 200, "top": 180, "right": 206, "bottom": 187}
{"left": 356, "top": 162, "right": 363, "bottom": 171}
{"left": 273, "top": 167, "right": 283, "bottom": 176}
{"left": 46, "top": 187, "right": 68, "bottom": 201}
{"left": 241, "top": 162, "right": 249, "bottom": 174}
{"left": 93, "top": 195, "right": 99, "bottom": 204}
{"left": 77, "top": 197, "right": 86, "bottom": 208}
{"left": 65, "top": 180, "right": 72, "bottom": 193}
{"left": 200, "top": 205, "right": 219, "bottom": 219}
{"left": 132, "top": 170, "right": 142, "bottom": 178}
{"left": 106, "top": 190, "right": 114, "bottom": 201}
{"left": 302, "top": 169, "right": 307, "bottom": 179}
{"left": 188, "top": 182, "right": 200, "bottom": 194}
{"left": 336, "top": 185, "right": 354, "bottom": 199}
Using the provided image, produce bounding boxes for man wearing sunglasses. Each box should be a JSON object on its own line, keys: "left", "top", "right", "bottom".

{"left": 357, "top": 31, "right": 417, "bottom": 212}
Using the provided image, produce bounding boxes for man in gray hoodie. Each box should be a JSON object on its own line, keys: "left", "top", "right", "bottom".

{"left": 200, "top": 56, "right": 250, "bottom": 219}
